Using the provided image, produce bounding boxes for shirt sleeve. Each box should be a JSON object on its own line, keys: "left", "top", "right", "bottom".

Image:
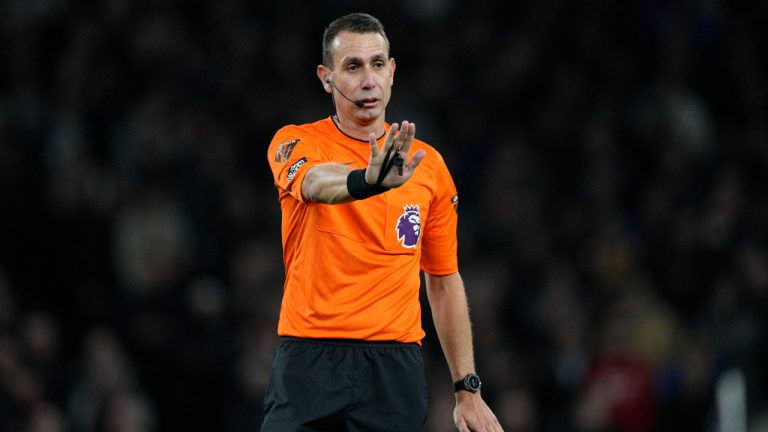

{"left": 267, "top": 125, "right": 323, "bottom": 204}
{"left": 419, "top": 152, "right": 459, "bottom": 275}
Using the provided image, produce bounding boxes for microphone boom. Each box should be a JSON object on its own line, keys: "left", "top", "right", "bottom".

{"left": 328, "top": 79, "right": 364, "bottom": 107}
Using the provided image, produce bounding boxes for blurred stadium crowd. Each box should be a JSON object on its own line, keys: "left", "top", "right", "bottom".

{"left": 1, "top": 0, "right": 767, "bottom": 431}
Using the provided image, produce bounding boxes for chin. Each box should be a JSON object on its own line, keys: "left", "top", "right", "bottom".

{"left": 355, "top": 107, "right": 383, "bottom": 120}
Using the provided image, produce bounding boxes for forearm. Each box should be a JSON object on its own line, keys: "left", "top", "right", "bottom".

{"left": 426, "top": 271, "right": 476, "bottom": 381}
{"left": 301, "top": 163, "right": 355, "bottom": 204}
{"left": 300, "top": 123, "right": 425, "bottom": 204}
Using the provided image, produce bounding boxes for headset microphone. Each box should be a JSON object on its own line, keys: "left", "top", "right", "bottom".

{"left": 326, "top": 78, "right": 365, "bottom": 108}
{"left": 326, "top": 77, "right": 404, "bottom": 178}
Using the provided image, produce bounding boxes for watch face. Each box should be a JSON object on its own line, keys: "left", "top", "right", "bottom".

{"left": 465, "top": 374, "right": 481, "bottom": 391}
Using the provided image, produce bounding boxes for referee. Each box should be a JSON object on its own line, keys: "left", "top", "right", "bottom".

{"left": 263, "top": 12, "right": 502, "bottom": 432}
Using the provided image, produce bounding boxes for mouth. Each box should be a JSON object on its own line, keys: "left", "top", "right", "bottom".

{"left": 358, "top": 98, "right": 379, "bottom": 107}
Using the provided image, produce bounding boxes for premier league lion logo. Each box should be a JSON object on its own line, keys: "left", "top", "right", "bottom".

{"left": 396, "top": 204, "right": 421, "bottom": 248}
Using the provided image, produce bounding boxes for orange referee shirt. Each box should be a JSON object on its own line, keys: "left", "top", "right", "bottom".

{"left": 267, "top": 117, "right": 459, "bottom": 343}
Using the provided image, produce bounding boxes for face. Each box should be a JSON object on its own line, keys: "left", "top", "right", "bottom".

{"left": 319, "top": 31, "right": 395, "bottom": 123}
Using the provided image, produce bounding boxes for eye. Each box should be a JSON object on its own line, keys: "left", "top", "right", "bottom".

{"left": 373, "top": 61, "right": 385, "bottom": 69}
{"left": 347, "top": 64, "right": 359, "bottom": 72}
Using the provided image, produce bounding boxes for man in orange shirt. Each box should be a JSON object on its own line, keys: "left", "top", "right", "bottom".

{"left": 263, "top": 13, "right": 502, "bottom": 432}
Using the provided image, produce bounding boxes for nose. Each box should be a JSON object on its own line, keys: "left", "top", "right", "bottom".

{"left": 361, "top": 68, "right": 376, "bottom": 90}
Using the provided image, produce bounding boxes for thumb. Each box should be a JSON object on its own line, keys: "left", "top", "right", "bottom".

{"left": 407, "top": 149, "right": 427, "bottom": 172}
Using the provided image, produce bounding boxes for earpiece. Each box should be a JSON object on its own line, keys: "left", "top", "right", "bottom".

{"left": 325, "top": 77, "right": 364, "bottom": 108}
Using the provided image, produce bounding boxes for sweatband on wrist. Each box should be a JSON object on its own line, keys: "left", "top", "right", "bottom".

{"left": 347, "top": 169, "right": 389, "bottom": 200}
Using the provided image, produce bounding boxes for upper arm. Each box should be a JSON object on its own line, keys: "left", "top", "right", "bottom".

{"left": 420, "top": 153, "right": 459, "bottom": 275}
{"left": 267, "top": 127, "right": 322, "bottom": 203}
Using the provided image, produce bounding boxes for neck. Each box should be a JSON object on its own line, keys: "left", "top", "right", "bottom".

{"left": 333, "top": 112, "right": 386, "bottom": 141}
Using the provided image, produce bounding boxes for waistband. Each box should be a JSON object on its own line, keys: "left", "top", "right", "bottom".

{"left": 281, "top": 336, "right": 419, "bottom": 349}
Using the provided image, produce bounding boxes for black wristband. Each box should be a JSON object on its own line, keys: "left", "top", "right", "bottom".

{"left": 347, "top": 169, "right": 389, "bottom": 200}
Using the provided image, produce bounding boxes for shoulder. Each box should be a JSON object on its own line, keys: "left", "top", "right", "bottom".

{"left": 269, "top": 118, "right": 331, "bottom": 158}
{"left": 272, "top": 118, "right": 329, "bottom": 142}
{"left": 411, "top": 138, "right": 448, "bottom": 169}
{"left": 411, "top": 138, "right": 438, "bottom": 156}
{"left": 408, "top": 138, "right": 457, "bottom": 194}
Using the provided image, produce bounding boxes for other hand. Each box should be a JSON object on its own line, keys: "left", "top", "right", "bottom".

{"left": 454, "top": 392, "right": 504, "bottom": 432}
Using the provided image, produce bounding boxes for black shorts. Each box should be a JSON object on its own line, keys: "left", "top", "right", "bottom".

{"left": 260, "top": 337, "right": 428, "bottom": 432}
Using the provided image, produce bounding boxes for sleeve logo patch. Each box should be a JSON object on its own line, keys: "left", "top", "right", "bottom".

{"left": 275, "top": 139, "right": 300, "bottom": 162}
{"left": 286, "top": 157, "right": 307, "bottom": 181}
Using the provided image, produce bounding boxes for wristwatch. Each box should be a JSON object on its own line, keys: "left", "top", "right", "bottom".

{"left": 453, "top": 373, "right": 482, "bottom": 394}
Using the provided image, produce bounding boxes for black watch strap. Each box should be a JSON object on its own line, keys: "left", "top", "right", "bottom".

{"left": 453, "top": 373, "right": 482, "bottom": 394}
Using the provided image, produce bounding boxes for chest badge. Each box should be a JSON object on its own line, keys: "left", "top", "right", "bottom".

{"left": 395, "top": 204, "right": 421, "bottom": 248}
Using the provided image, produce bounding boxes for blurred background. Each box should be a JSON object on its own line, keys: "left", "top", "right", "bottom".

{"left": 1, "top": 0, "right": 767, "bottom": 431}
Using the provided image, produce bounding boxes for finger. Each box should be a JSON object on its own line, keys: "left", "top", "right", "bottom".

{"left": 381, "top": 123, "right": 399, "bottom": 157}
{"left": 394, "top": 120, "right": 410, "bottom": 147}
{"left": 407, "top": 149, "right": 426, "bottom": 173}
{"left": 484, "top": 405, "right": 502, "bottom": 432}
{"left": 398, "top": 121, "right": 416, "bottom": 155}
{"left": 456, "top": 418, "right": 470, "bottom": 432}
{"left": 368, "top": 133, "right": 379, "bottom": 158}
{"left": 484, "top": 415, "right": 503, "bottom": 432}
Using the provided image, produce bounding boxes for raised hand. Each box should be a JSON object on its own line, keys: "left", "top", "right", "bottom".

{"left": 365, "top": 121, "right": 426, "bottom": 188}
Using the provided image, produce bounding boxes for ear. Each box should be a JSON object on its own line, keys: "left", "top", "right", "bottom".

{"left": 317, "top": 65, "right": 332, "bottom": 94}
{"left": 388, "top": 58, "right": 396, "bottom": 87}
